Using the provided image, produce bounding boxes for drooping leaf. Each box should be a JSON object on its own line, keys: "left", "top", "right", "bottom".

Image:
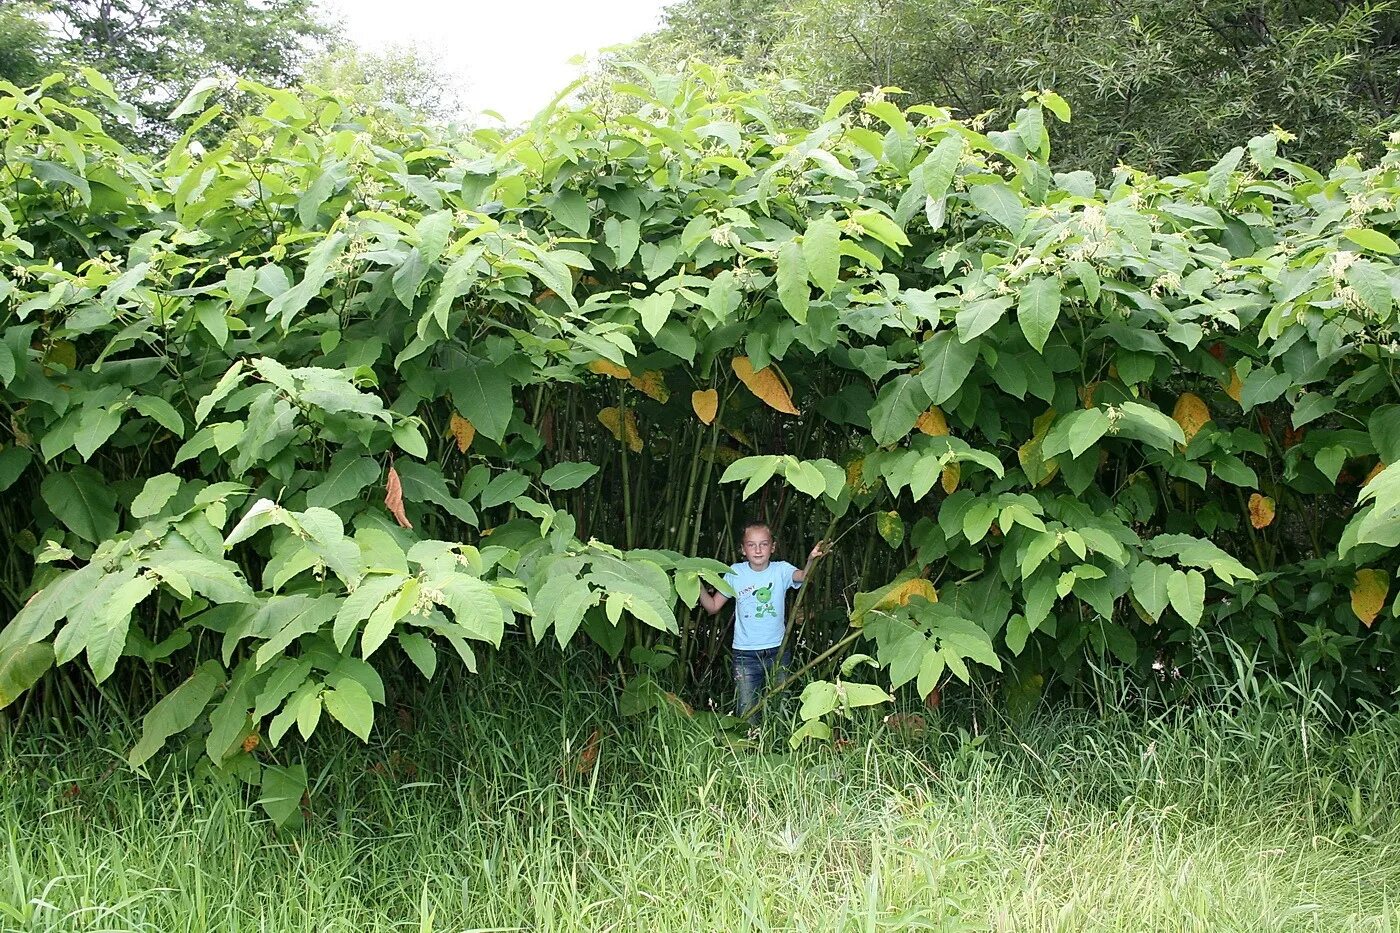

{"left": 803, "top": 215, "right": 841, "bottom": 293}
{"left": 385, "top": 465, "right": 413, "bottom": 530}
{"left": 1017, "top": 276, "right": 1062, "bottom": 353}
{"left": 732, "top": 357, "right": 799, "bottom": 415}
{"left": 0, "top": 643, "right": 53, "bottom": 709}
{"left": 129, "top": 661, "right": 223, "bottom": 767}
{"left": 776, "top": 241, "right": 809, "bottom": 323}
{"left": 598, "top": 407, "right": 643, "bottom": 453}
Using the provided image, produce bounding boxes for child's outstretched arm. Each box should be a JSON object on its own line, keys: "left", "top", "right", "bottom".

{"left": 792, "top": 540, "right": 832, "bottom": 583}
{"left": 699, "top": 586, "right": 729, "bottom": 615}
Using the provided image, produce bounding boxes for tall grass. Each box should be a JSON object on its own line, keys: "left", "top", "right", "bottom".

{"left": 2, "top": 658, "right": 1398, "bottom": 931}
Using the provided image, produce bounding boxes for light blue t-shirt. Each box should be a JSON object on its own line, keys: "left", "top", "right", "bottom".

{"left": 723, "top": 560, "right": 800, "bottom": 650}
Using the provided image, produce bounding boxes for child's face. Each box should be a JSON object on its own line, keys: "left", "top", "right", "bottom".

{"left": 741, "top": 529, "right": 773, "bottom": 569}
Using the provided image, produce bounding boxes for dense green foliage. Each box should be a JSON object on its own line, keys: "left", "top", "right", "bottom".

{"left": 624, "top": 0, "right": 1400, "bottom": 172}
{"left": 3, "top": 664, "right": 1398, "bottom": 929}
{"left": 1, "top": 65, "right": 1399, "bottom": 819}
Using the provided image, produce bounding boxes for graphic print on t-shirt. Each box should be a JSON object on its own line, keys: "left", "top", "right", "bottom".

{"left": 752, "top": 583, "right": 775, "bottom": 618}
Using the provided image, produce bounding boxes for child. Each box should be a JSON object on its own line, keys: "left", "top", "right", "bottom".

{"left": 699, "top": 520, "right": 829, "bottom": 724}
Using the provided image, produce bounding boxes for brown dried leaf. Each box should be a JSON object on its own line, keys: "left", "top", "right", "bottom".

{"left": 449, "top": 413, "right": 476, "bottom": 454}
{"left": 385, "top": 464, "right": 413, "bottom": 529}
{"left": 1079, "top": 382, "right": 1100, "bottom": 409}
{"left": 731, "top": 356, "right": 799, "bottom": 415}
{"left": 241, "top": 732, "right": 261, "bottom": 754}
{"left": 882, "top": 712, "right": 927, "bottom": 737}
{"left": 1352, "top": 569, "right": 1389, "bottom": 628}
{"left": 1248, "top": 493, "right": 1275, "bottom": 529}
{"left": 916, "top": 406, "right": 949, "bottom": 437}
{"left": 1365, "top": 461, "right": 1387, "bottom": 488}
{"left": 628, "top": 370, "right": 670, "bottom": 403}
{"left": 575, "top": 727, "right": 601, "bottom": 773}
{"left": 588, "top": 359, "right": 631, "bottom": 380}
{"left": 1172, "top": 393, "right": 1211, "bottom": 446}
{"left": 691, "top": 389, "right": 719, "bottom": 425}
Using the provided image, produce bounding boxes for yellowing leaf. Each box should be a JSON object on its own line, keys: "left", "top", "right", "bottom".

{"left": 1018, "top": 409, "right": 1059, "bottom": 487}
{"left": 448, "top": 413, "right": 476, "bottom": 454}
{"left": 1351, "top": 569, "right": 1389, "bottom": 628}
{"left": 628, "top": 370, "right": 669, "bottom": 403}
{"left": 941, "top": 462, "right": 961, "bottom": 494}
{"left": 1248, "top": 492, "right": 1275, "bottom": 529}
{"left": 916, "top": 406, "right": 949, "bottom": 436}
{"left": 588, "top": 359, "right": 631, "bottom": 380}
{"left": 876, "top": 510, "right": 904, "bottom": 548}
{"left": 692, "top": 389, "right": 718, "bottom": 425}
{"left": 1172, "top": 393, "right": 1211, "bottom": 446}
{"left": 1365, "top": 461, "right": 1386, "bottom": 487}
{"left": 1221, "top": 368, "right": 1244, "bottom": 404}
{"left": 877, "top": 577, "right": 938, "bottom": 610}
{"left": 598, "top": 406, "right": 642, "bottom": 453}
{"left": 732, "top": 356, "right": 799, "bottom": 416}
{"left": 846, "top": 457, "right": 867, "bottom": 492}
{"left": 725, "top": 426, "right": 754, "bottom": 448}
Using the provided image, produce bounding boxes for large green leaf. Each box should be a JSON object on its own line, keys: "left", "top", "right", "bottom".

{"left": 919, "top": 331, "right": 978, "bottom": 406}
{"left": 869, "top": 375, "right": 931, "bottom": 446}
{"left": 448, "top": 356, "right": 513, "bottom": 444}
{"left": 0, "top": 643, "right": 53, "bottom": 709}
{"left": 129, "top": 661, "right": 224, "bottom": 767}
{"left": 802, "top": 215, "right": 841, "bottom": 293}
{"left": 1017, "top": 276, "right": 1062, "bottom": 353}
{"left": 41, "top": 467, "right": 118, "bottom": 544}
{"left": 776, "top": 240, "right": 809, "bottom": 323}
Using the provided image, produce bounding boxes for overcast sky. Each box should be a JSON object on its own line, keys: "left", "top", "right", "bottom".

{"left": 320, "top": 0, "right": 673, "bottom": 124}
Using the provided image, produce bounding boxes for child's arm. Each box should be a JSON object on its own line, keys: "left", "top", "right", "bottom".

{"left": 792, "top": 540, "right": 831, "bottom": 584}
{"left": 699, "top": 586, "right": 729, "bottom": 615}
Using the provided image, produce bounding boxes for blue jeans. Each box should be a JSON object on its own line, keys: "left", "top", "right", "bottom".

{"left": 733, "top": 646, "right": 791, "bottom": 723}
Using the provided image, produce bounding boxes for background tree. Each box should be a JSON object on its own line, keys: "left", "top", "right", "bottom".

{"left": 302, "top": 41, "right": 467, "bottom": 127}
{"left": 40, "top": 0, "right": 335, "bottom": 142}
{"left": 0, "top": 2, "right": 52, "bottom": 86}
{"left": 617, "top": 0, "right": 1400, "bottom": 172}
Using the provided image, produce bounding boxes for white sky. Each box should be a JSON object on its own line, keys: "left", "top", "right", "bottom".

{"left": 319, "top": 0, "right": 673, "bottom": 124}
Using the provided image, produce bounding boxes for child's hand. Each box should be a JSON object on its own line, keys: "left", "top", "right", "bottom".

{"left": 808, "top": 540, "right": 832, "bottom": 562}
